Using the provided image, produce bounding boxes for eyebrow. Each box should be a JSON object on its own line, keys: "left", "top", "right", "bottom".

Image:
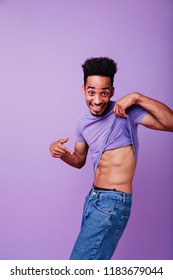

{"left": 87, "top": 86, "right": 110, "bottom": 90}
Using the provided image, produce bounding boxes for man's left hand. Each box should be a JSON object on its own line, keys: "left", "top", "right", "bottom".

{"left": 113, "top": 92, "right": 138, "bottom": 117}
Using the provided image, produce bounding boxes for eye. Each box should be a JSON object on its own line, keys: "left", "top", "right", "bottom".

{"left": 102, "top": 92, "right": 109, "bottom": 96}
{"left": 88, "top": 91, "right": 95, "bottom": 96}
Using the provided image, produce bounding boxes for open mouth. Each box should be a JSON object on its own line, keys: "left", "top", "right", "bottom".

{"left": 90, "top": 104, "right": 105, "bottom": 114}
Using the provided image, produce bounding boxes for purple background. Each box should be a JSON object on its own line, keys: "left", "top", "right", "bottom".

{"left": 0, "top": 0, "right": 172, "bottom": 260}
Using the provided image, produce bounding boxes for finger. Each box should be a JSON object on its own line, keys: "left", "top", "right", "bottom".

{"left": 115, "top": 102, "right": 126, "bottom": 118}
{"left": 64, "top": 147, "right": 73, "bottom": 154}
{"left": 119, "top": 106, "right": 127, "bottom": 118}
{"left": 60, "top": 137, "right": 69, "bottom": 144}
{"left": 52, "top": 154, "right": 62, "bottom": 158}
{"left": 113, "top": 104, "right": 118, "bottom": 116}
{"left": 52, "top": 151, "right": 65, "bottom": 157}
{"left": 58, "top": 139, "right": 73, "bottom": 154}
{"left": 114, "top": 104, "right": 121, "bottom": 117}
{"left": 55, "top": 144, "right": 73, "bottom": 155}
{"left": 113, "top": 104, "right": 116, "bottom": 115}
{"left": 54, "top": 147, "right": 66, "bottom": 154}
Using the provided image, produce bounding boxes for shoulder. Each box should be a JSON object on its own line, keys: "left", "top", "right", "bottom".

{"left": 76, "top": 110, "right": 91, "bottom": 125}
{"left": 76, "top": 110, "right": 92, "bottom": 133}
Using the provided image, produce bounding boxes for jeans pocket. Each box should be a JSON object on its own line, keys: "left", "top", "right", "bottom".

{"left": 94, "top": 197, "right": 115, "bottom": 217}
{"left": 116, "top": 200, "right": 132, "bottom": 212}
{"left": 83, "top": 195, "right": 92, "bottom": 216}
{"left": 114, "top": 211, "right": 130, "bottom": 241}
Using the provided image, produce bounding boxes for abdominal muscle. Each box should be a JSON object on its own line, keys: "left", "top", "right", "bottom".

{"left": 94, "top": 145, "right": 136, "bottom": 194}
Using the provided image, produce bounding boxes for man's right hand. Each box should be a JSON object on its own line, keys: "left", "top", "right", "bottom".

{"left": 49, "top": 137, "right": 73, "bottom": 158}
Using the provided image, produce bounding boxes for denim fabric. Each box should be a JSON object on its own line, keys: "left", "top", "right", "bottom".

{"left": 70, "top": 186, "right": 132, "bottom": 260}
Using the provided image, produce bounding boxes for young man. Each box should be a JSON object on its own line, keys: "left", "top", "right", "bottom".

{"left": 49, "top": 57, "right": 173, "bottom": 260}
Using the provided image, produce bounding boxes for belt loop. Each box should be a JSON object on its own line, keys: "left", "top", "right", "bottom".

{"left": 96, "top": 191, "right": 100, "bottom": 199}
{"left": 123, "top": 193, "right": 126, "bottom": 203}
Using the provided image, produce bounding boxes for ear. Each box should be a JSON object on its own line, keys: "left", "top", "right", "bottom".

{"left": 82, "top": 85, "right": 86, "bottom": 95}
{"left": 111, "top": 87, "right": 115, "bottom": 97}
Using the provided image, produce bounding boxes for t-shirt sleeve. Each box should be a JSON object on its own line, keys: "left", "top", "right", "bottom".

{"left": 126, "top": 104, "right": 148, "bottom": 126}
{"left": 75, "top": 119, "right": 86, "bottom": 142}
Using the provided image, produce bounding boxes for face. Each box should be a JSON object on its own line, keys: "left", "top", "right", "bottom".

{"left": 82, "top": 76, "right": 114, "bottom": 116}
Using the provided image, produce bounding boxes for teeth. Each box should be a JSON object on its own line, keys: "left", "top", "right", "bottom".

{"left": 92, "top": 105, "right": 102, "bottom": 109}
{"left": 92, "top": 106, "right": 103, "bottom": 113}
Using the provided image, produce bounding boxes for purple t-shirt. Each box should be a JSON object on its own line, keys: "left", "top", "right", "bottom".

{"left": 76, "top": 101, "right": 148, "bottom": 170}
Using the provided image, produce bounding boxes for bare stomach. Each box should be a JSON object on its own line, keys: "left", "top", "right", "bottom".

{"left": 94, "top": 145, "right": 136, "bottom": 193}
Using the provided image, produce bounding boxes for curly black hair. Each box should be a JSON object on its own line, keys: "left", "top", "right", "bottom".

{"left": 82, "top": 57, "right": 118, "bottom": 86}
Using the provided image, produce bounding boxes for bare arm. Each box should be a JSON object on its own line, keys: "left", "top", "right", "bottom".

{"left": 114, "top": 92, "right": 173, "bottom": 132}
{"left": 49, "top": 137, "right": 88, "bottom": 169}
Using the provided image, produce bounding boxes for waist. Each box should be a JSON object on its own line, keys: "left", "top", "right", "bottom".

{"left": 93, "top": 184, "right": 132, "bottom": 194}
{"left": 94, "top": 185, "right": 123, "bottom": 192}
{"left": 90, "top": 185, "right": 133, "bottom": 201}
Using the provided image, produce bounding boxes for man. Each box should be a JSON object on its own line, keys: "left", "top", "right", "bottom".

{"left": 49, "top": 57, "right": 173, "bottom": 260}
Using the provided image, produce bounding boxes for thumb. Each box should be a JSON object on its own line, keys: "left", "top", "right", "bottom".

{"left": 60, "top": 137, "right": 73, "bottom": 154}
{"left": 60, "top": 137, "right": 69, "bottom": 144}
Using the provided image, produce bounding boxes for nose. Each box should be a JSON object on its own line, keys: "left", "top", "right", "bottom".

{"left": 94, "top": 94, "right": 102, "bottom": 104}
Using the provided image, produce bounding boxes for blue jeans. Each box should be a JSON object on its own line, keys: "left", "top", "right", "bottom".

{"left": 70, "top": 186, "right": 132, "bottom": 260}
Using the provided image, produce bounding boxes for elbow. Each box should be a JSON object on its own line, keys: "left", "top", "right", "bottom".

{"left": 167, "top": 126, "right": 173, "bottom": 132}
{"left": 167, "top": 113, "right": 173, "bottom": 131}
{"left": 163, "top": 120, "right": 173, "bottom": 132}
{"left": 161, "top": 114, "right": 173, "bottom": 132}
{"left": 76, "top": 163, "right": 85, "bottom": 169}
{"left": 162, "top": 124, "right": 173, "bottom": 132}
{"left": 75, "top": 164, "right": 84, "bottom": 169}
{"left": 75, "top": 160, "right": 86, "bottom": 169}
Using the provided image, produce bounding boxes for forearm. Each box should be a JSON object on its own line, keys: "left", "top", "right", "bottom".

{"left": 60, "top": 152, "right": 85, "bottom": 169}
{"left": 50, "top": 138, "right": 87, "bottom": 168}
{"left": 135, "top": 92, "right": 173, "bottom": 130}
